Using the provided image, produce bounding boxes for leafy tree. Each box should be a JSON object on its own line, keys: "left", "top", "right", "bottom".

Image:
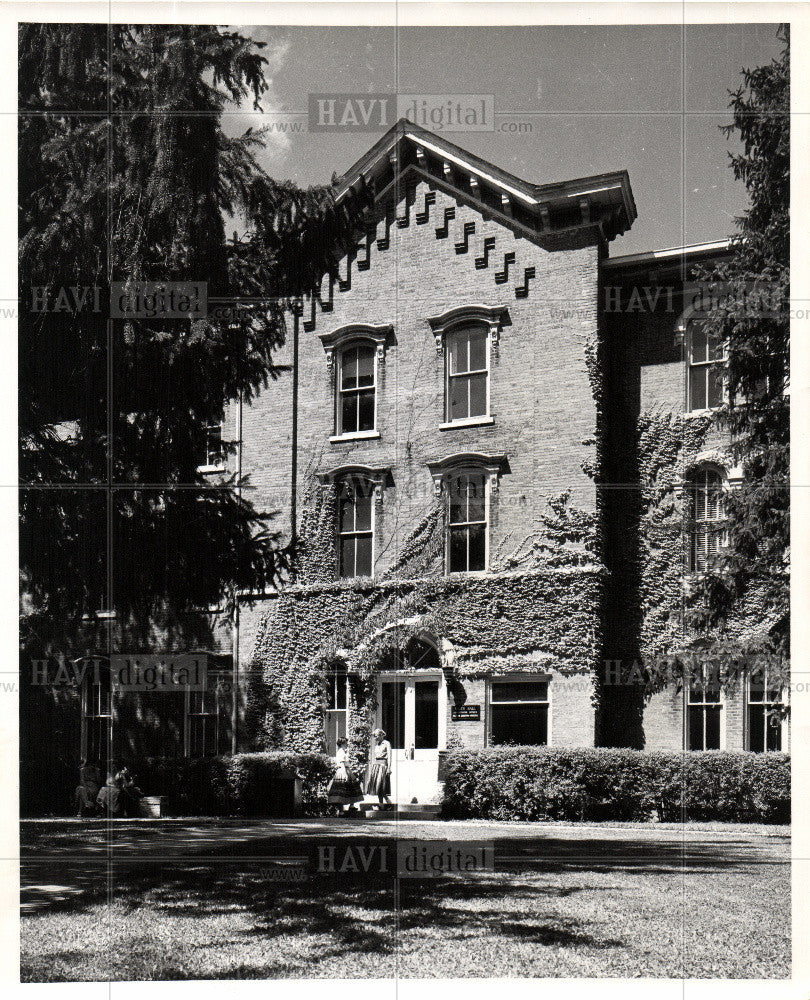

{"left": 692, "top": 25, "right": 789, "bottom": 657}
{"left": 19, "top": 24, "right": 366, "bottom": 651}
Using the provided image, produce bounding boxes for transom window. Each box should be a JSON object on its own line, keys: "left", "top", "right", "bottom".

{"left": 747, "top": 668, "right": 785, "bottom": 752}
{"left": 338, "top": 343, "right": 376, "bottom": 435}
{"left": 686, "top": 676, "right": 722, "bottom": 750}
{"left": 447, "top": 472, "right": 487, "bottom": 573}
{"left": 446, "top": 325, "right": 488, "bottom": 422}
{"left": 338, "top": 478, "right": 374, "bottom": 578}
{"left": 688, "top": 323, "right": 724, "bottom": 411}
{"left": 490, "top": 679, "right": 549, "bottom": 746}
{"left": 686, "top": 467, "right": 725, "bottom": 572}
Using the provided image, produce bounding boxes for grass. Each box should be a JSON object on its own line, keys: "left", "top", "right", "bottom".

{"left": 20, "top": 821, "right": 790, "bottom": 980}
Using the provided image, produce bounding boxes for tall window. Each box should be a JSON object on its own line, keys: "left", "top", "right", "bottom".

{"left": 186, "top": 687, "right": 221, "bottom": 757}
{"left": 687, "top": 677, "right": 722, "bottom": 750}
{"left": 688, "top": 323, "right": 724, "bottom": 411}
{"left": 686, "top": 467, "right": 725, "bottom": 572}
{"left": 338, "top": 343, "right": 375, "bottom": 434}
{"left": 325, "top": 664, "right": 349, "bottom": 755}
{"left": 446, "top": 325, "right": 488, "bottom": 422}
{"left": 338, "top": 478, "right": 374, "bottom": 578}
{"left": 198, "top": 422, "right": 223, "bottom": 470}
{"left": 490, "top": 679, "right": 549, "bottom": 746}
{"left": 448, "top": 472, "right": 486, "bottom": 573}
{"left": 748, "top": 668, "right": 785, "bottom": 752}
{"left": 82, "top": 663, "right": 112, "bottom": 771}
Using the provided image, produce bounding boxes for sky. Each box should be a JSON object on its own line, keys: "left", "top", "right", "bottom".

{"left": 226, "top": 23, "right": 785, "bottom": 255}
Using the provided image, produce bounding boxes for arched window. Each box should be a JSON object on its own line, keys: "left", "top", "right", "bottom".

{"left": 446, "top": 325, "right": 488, "bottom": 422}
{"left": 686, "top": 466, "right": 725, "bottom": 571}
{"left": 337, "top": 342, "right": 376, "bottom": 435}
{"left": 337, "top": 477, "right": 374, "bottom": 578}
{"left": 687, "top": 321, "right": 724, "bottom": 412}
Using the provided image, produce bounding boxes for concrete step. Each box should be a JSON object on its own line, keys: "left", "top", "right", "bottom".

{"left": 356, "top": 801, "right": 442, "bottom": 821}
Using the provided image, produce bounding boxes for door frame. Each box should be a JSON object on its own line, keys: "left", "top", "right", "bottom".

{"left": 375, "top": 669, "right": 448, "bottom": 758}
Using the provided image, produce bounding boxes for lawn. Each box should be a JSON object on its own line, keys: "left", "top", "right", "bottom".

{"left": 20, "top": 820, "right": 790, "bottom": 979}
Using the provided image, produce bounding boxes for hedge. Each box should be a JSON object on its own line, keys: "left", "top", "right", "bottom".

{"left": 441, "top": 747, "right": 790, "bottom": 824}
{"left": 134, "top": 752, "right": 334, "bottom": 817}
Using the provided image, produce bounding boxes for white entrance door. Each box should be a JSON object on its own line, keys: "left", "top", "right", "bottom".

{"left": 377, "top": 672, "right": 446, "bottom": 803}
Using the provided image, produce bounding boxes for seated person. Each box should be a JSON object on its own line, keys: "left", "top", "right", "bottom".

{"left": 74, "top": 759, "right": 102, "bottom": 817}
{"left": 96, "top": 773, "right": 126, "bottom": 818}
{"left": 117, "top": 768, "right": 144, "bottom": 818}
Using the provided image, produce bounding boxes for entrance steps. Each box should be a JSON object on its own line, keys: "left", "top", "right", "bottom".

{"left": 357, "top": 798, "right": 441, "bottom": 821}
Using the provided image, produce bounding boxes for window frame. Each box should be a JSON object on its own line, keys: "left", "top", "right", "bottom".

{"left": 746, "top": 667, "right": 787, "bottom": 753}
{"left": 197, "top": 421, "right": 225, "bottom": 474}
{"left": 335, "top": 340, "right": 378, "bottom": 439}
{"left": 685, "top": 465, "right": 727, "bottom": 573}
{"left": 184, "top": 681, "right": 226, "bottom": 758}
{"left": 445, "top": 469, "right": 489, "bottom": 575}
{"left": 336, "top": 475, "right": 376, "bottom": 580}
{"left": 685, "top": 674, "right": 724, "bottom": 750}
{"left": 487, "top": 675, "right": 552, "bottom": 748}
{"left": 444, "top": 323, "right": 491, "bottom": 426}
{"left": 324, "top": 664, "right": 350, "bottom": 756}
{"left": 685, "top": 320, "right": 725, "bottom": 414}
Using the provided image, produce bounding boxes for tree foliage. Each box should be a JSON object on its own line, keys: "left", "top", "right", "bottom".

{"left": 692, "top": 25, "right": 789, "bottom": 652}
{"left": 19, "top": 24, "right": 367, "bottom": 648}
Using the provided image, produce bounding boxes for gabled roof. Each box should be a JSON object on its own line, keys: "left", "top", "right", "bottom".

{"left": 334, "top": 119, "right": 637, "bottom": 244}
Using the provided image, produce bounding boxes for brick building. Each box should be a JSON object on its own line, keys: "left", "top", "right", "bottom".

{"left": 22, "top": 119, "right": 787, "bottom": 812}
{"left": 223, "top": 120, "right": 788, "bottom": 802}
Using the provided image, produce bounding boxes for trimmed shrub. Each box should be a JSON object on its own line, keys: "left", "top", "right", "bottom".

{"left": 135, "top": 751, "right": 334, "bottom": 817}
{"left": 441, "top": 747, "right": 790, "bottom": 824}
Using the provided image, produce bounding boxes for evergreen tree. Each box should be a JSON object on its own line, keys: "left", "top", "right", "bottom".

{"left": 692, "top": 25, "right": 789, "bottom": 654}
{"left": 19, "top": 24, "right": 365, "bottom": 650}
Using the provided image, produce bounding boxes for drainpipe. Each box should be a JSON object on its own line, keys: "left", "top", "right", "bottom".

{"left": 290, "top": 301, "right": 300, "bottom": 579}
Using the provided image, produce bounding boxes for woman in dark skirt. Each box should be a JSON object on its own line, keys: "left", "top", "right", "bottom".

{"left": 326, "top": 738, "right": 364, "bottom": 812}
{"left": 365, "top": 728, "right": 392, "bottom": 808}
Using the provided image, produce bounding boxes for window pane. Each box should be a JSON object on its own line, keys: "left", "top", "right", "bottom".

{"left": 491, "top": 681, "right": 549, "bottom": 702}
{"left": 467, "top": 523, "right": 486, "bottom": 570}
{"left": 339, "top": 492, "right": 355, "bottom": 533}
{"left": 448, "top": 331, "right": 468, "bottom": 375}
{"left": 354, "top": 489, "right": 372, "bottom": 531}
{"left": 355, "top": 533, "right": 373, "bottom": 576}
{"left": 414, "top": 680, "right": 439, "bottom": 749}
{"left": 357, "top": 388, "right": 375, "bottom": 431}
{"left": 707, "top": 332, "right": 723, "bottom": 362}
{"left": 341, "top": 393, "right": 358, "bottom": 433}
{"left": 690, "top": 367, "right": 707, "bottom": 410}
{"left": 748, "top": 706, "right": 765, "bottom": 752}
{"left": 339, "top": 536, "right": 356, "bottom": 578}
{"left": 335, "top": 674, "right": 347, "bottom": 710}
{"left": 490, "top": 704, "right": 548, "bottom": 746}
{"left": 341, "top": 348, "right": 358, "bottom": 389}
{"left": 468, "top": 328, "right": 487, "bottom": 371}
{"left": 705, "top": 706, "right": 721, "bottom": 749}
{"left": 766, "top": 711, "right": 782, "bottom": 751}
{"left": 449, "top": 480, "right": 465, "bottom": 524}
{"left": 688, "top": 706, "right": 705, "bottom": 750}
{"left": 448, "top": 525, "right": 467, "bottom": 572}
{"left": 707, "top": 365, "right": 723, "bottom": 409}
{"left": 381, "top": 681, "right": 405, "bottom": 749}
{"left": 468, "top": 372, "right": 487, "bottom": 417}
{"left": 466, "top": 476, "right": 485, "bottom": 522}
{"left": 691, "top": 324, "right": 708, "bottom": 362}
{"left": 449, "top": 375, "right": 469, "bottom": 421}
{"left": 356, "top": 346, "right": 374, "bottom": 386}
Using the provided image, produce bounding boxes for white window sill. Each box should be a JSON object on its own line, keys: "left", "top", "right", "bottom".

{"left": 329, "top": 431, "right": 381, "bottom": 443}
{"left": 684, "top": 408, "right": 720, "bottom": 418}
{"left": 197, "top": 464, "right": 227, "bottom": 475}
{"left": 439, "top": 416, "right": 495, "bottom": 431}
{"left": 446, "top": 569, "right": 489, "bottom": 579}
